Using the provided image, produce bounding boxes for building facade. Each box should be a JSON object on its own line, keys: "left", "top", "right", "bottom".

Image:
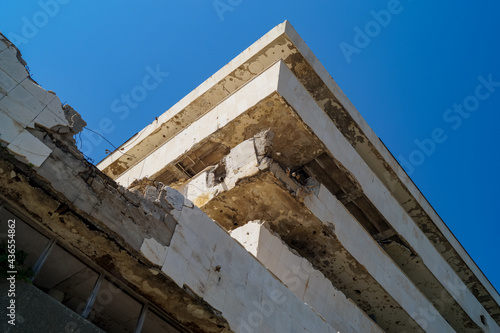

{"left": 1, "top": 21, "right": 499, "bottom": 332}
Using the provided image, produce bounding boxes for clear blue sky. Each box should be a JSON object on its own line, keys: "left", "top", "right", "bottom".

{"left": 1, "top": 1, "right": 499, "bottom": 294}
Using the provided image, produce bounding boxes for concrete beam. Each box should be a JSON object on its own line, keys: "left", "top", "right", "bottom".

{"left": 275, "top": 61, "right": 498, "bottom": 332}
{"left": 132, "top": 58, "right": 497, "bottom": 331}
{"left": 231, "top": 221, "right": 384, "bottom": 333}
{"left": 177, "top": 136, "right": 449, "bottom": 332}
{"left": 97, "top": 22, "right": 500, "bottom": 323}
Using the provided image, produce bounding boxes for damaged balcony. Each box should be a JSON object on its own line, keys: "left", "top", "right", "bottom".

{"left": 98, "top": 21, "right": 500, "bottom": 329}
{"left": 98, "top": 59, "right": 494, "bottom": 331}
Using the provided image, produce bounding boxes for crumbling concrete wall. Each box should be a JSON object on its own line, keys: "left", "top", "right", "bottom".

{"left": 177, "top": 130, "right": 274, "bottom": 207}
{"left": 97, "top": 21, "right": 500, "bottom": 327}
{"left": 0, "top": 33, "right": 347, "bottom": 333}
{"left": 158, "top": 186, "right": 340, "bottom": 332}
{"left": 0, "top": 32, "right": 226, "bottom": 332}
{"left": 0, "top": 33, "right": 84, "bottom": 167}
{"left": 231, "top": 221, "right": 384, "bottom": 333}
{"left": 178, "top": 132, "right": 457, "bottom": 332}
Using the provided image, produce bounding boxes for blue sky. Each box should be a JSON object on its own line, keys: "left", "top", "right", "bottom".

{"left": 1, "top": 1, "right": 499, "bottom": 295}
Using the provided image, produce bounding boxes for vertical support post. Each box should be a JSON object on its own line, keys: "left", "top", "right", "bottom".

{"left": 82, "top": 273, "right": 104, "bottom": 319}
{"left": 134, "top": 303, "right": 149, "bottom": 333}
{"left": 31, "top": 238, "right": 56, "bottom": 281}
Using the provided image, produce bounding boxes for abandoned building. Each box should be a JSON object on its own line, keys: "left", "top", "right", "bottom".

{"left": 1, "top": 20, "right": 499, "bottom": 333}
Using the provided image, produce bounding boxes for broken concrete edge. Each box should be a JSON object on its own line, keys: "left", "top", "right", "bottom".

{"left": 95, "top": 20, "right": 290, "bottom": 171}
{"left": 231, "top": 221, "right": 385, "bottom": 333}
{"left": 179, "top": 133, "right": 498, "bottom": 331}
{"left": 220, "top": 220, "right": 346, "bottom": 331}
{"left": 157, "top": 180, "right": 342, "bottom": 331}
{"left": 0, "top": 31, "right": 69, "bottom": 93}
{"left": 0, "top": 31, "right": 28, "bottom": 71}
{"left": 197, "top": 167, "right": 430, "bottom": 331}
{"left": 175, "top": 129, "right": 321, "bottom": 212}
{"left": 1, "top": 30, "right": 373, "bottom": 333}
{"left": 0, "top": 33, "right": 231, "bottom": 328}
{"left": 112, "top": 65, "right": 289, "bottom": 189}
{"left": 0, "top": 33, "right": 87, "bottom": 167}
{"left": 3, "top": 108, "right": 335, "bottom": 331}
{"left": 114, "top": 38, "right": 499, "bottom": 324}
{"left": 1, "top": 142, "right": 167, "bottom": 268}
{"left": 203, "top": 167, "right": 454, "bottom": 331}
{"left": 0, "top": 144, "right": 232, "bottom": 332}
{"left": 178, "top": 130, "right": 325, "bottom": 212}
{"left": 4, "top": 104, "right": 87, "bottom": 166}
{"left": 25, "top": 113, "right": 182, "bottom": 259}
{"left": 98, "top": 17, "right": 498, "bottom": 314}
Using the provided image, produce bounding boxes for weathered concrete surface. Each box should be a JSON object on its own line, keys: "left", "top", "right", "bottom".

{"left": 179, "top": 136, "right": 454, "bottom": 332}
{"left": 98, "top": 21, "right": 500, "bottom": 327}
{"left": 0, "top": 33, "right": 83, "bottom": 167}
{"left": 4, "top": 18, "right": 496, "bottom": 332}
{"left": 0, "top": 144, "right": 229, "bottom": 333}
{"left": 127, "top": 56, "right": 498, "bottom": 331}
{"left": 111, "top": 61, "right": 326, "bottom": 188}
{"left": 0, "top": 32, "right": 350, "bottom": 333}
{"left": 275, "top": 62, "right": 497, "bottom": 332}
{"left": 0, "top": 132, "right": 343, "bottom": 333}
{"left": 232, "top": 221, "right": 384, "bottom": 333}
{"left": 0, "top": 282, "right": 104, "bottom": 333}
{"left": 0, "top": 34, "right": 229, "bottom": 332}
{"left": 158, "top": 188, "right": 340, "bottom": 333}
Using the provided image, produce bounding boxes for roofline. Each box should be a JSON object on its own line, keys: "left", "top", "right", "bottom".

{"left": 97, "top": 20, "right": 500, "bottom": 310}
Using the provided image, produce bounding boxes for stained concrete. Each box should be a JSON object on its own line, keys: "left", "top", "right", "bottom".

{"left": 109, "top": 58, "right": 497, "bottom": 331}
{"left": 0, "top": 31, "right": 351, "bottom": 332}
{"left": 178, "top": 135, "right": 454, "bottom": 332}
{"left": 98, "top": 21, "right": 500, "bottom": 328}
{"left": 3, "top": 19, "right": 500, "bottom": 333}
{"left": 231, "top": 221, "right": 384, "bottom": 333}
{"left": 0, "top": 282, "right": 104, "bottom": 333}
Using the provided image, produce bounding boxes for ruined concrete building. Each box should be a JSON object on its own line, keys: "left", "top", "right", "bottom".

{"left": 1, "top": 21, "right": 499, "bottom": 333}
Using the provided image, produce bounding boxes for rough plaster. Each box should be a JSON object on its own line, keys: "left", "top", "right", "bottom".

{"left": 231, "top": 221, "right": 384, "bottom": 333}
{"left": 98, "top": 22, "right": 500, "bottom": 325}
{"left": 3, "top": 21, "right": 500, "bottom": 333}
{"left": 0, "top": 32, "right": 351, "bottom": 333}
{"left": 115, "top": 56, "right": 497, "bottom": 330}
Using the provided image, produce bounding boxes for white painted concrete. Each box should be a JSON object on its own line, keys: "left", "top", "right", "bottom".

{"left": 232, "top": 221, "right": 384, "bottom": 333}
{"left": 276, "top": 61, "right": 499, "bottom": 331}
{"left": 98, "top": 22, "right": 500, "bottom": 316}
{"left": 303, "top": 181, "right": 454, "bottom": 333}
{"left": 158, "top": 187, "right": 340, "bottom": 333}
{"left": 115, "top": 61, "right": 282, "bottom": 188}
{"left": 281, "top": 22, "right": 500, "bottom": 311}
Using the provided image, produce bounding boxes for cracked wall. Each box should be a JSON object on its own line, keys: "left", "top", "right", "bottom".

{"left": 97, "top": 21, "right": 500, "bottom": 329}
{"left": 0, "top": 32, "right": 356, "bottom": 333}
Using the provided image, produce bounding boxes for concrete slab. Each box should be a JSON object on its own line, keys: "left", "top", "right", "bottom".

{"left": 97, "top": 22, "right": 500, "bottom": 325}
{"left": 232, "top": 221, "right": 384, "bottom": 333}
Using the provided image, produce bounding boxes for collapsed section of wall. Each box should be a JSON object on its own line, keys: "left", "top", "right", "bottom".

{"left": 0, "top": 33, "right": 349, "bottom": 333}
